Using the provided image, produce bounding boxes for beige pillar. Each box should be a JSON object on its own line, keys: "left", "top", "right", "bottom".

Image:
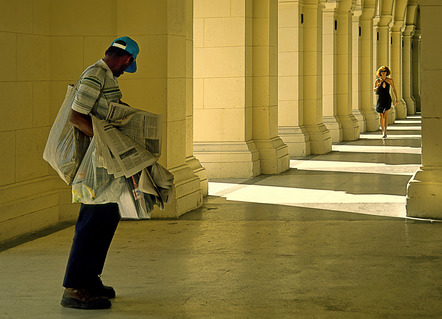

{"left": 336, "top": 0, "right": 359, "bottom": 141}
{"left": 278, "top": 0, "right": 311, "bottom": 156}
{"left": 119, "top": 0, "right": 203, "bottom": 217}
{"left": 303, "top": 0, "right": 332, "bottom": 154}
{"left": 184, "top": 1, "right": 208, "bottom": 196}
{"left": 252, "top": 0, "right": 290, "bottom": 174}
{"left": 390, "top": 24, "right": 407, "bottom": 119}
{"left": 352, "top": 3, "right": 365, "bottom": 132}
{"left": 322, "top": 1, "right": 342, "bottom": 142}
{"left": 412, "top": 29, "right": 421, "bottom": 113}
{"left": 402, "top": 25, "right": 416, "bottom": 115}
{"left": 193, "top": 0, "right": 261, "bottom": 178}
{"left": 359, "top": 4, "right": 379, "bottom": 131}
{"left": 407, "top": 1, "right": 442, "bottom": 219}
{"left": 376, "top": 16, "right": 396, "bottom": 123}
{"left": 372, "top": 13, "right": 380, "bottom": 110}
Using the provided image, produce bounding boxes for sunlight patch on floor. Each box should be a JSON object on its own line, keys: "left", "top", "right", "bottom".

{"left": 359, "top": 134, "right": 421, "bottom": 139}
{"left": 386, "top": 126, "right": 421, "bottom": 131}
{"left": 290, "top": 159, "right": 420, "bottom": 175}
{"left": 394, "top": 120, "right": 421, "bottom": 124}
{"left": 208, "top": 182, "right": 407, "bottom": 218}
{"left": 332, "top": 144, "right": 421, "bottom": 154}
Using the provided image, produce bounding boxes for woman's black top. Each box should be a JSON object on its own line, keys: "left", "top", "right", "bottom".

{"left": 376, "top": 80, "right": 392, "bottom": 114}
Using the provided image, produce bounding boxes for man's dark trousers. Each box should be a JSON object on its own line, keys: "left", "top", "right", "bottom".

{"left": 63, "top": 203, "right": 120, "bottom": 289}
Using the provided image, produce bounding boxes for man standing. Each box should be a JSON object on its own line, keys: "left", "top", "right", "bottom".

{"left": 61, "top": 36, "right": 140, "bottom": 310}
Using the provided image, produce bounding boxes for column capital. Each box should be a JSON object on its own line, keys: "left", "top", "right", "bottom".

{"left": 403, "top": 24, "right": 415, "bottom": 36}
{"left": 391, "top": 20, "right": 405, "bottom": 32}
{"left": 378, "top": 15, "right": 392, "bottom": 27}
{"left": 353, "top": 4, "right": 363, "bottom": 18}
{"left": 413, "top": 29, "right": 421, "bottom": 39}
{"left": 323, "top": 1, "right": 338, "bottom": 12}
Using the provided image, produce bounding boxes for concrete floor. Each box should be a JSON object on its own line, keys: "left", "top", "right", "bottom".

{"left": 1, "top": 115, "right": 442, "bottom": 319}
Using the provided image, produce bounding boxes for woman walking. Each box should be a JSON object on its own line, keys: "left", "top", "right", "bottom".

{"left": 374, "top": 66, "right": 399, "bottom": 138}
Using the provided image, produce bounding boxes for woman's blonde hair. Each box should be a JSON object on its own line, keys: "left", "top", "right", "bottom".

{"left": 376, "top": 65, "right": 391, "bottom": 77}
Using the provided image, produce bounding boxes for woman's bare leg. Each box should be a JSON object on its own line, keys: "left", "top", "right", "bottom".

{"left": 380, "top": 113, "right": 385, "bottom": 136}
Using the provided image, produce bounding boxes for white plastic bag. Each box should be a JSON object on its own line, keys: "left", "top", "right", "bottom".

{"left": 71, "top": 138, "right": 125, "bottom": 204}
{"left": 43, "top": 84, "right": 90, "bottom": 185}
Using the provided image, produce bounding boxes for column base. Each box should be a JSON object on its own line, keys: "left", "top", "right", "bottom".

{"left": 254, "top": 136, "right": 290, "bottom": 174}
{"left": 337, "top": 114, "right": 360, "bottom": 141}
{"left": 323, "top": 116, "right": 343, "bottom": 143}
{"left": 186, "top": 156, "right": 208, "bottom": 196}
{"left": 305, "top": 123, "right": 332, "bottom": 155}
{"left": 407, "top": 167, "right": 442, "bottom": 220}
{"left": 352, "top": 109, "right": 366, "bottom": 133}
{"left": 152, "top": 164, "right": 203, "bottom": 218}
{"left": 193, "top": 141, "right": 261, "bottom": 179}
{"left": 395, "top": 99, "right": 408, "bottom": 119}
{"left": 405, "top": 97, "right": 416, "bottom": 115}
{"left": 278, "top": 126, "right": 311, "bottom": 157}
{"left": 361, "top": 108, "right": 380, "bottom": 132}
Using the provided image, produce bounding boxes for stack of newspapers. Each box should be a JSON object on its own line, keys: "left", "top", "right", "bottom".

{"left": 72, "top": 102, "right": 173, "bottom": 219}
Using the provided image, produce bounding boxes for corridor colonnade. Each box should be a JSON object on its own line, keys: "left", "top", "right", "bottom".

{"left": 193, "top": 0, "right": 421, "bottom": 173}
{"left": 0, "top": 0, "right": 440, "bottom": 245}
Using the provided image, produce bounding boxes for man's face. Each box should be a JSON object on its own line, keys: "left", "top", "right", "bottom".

{"left": 115, "top": 55, "right": 134, "bottom": 77}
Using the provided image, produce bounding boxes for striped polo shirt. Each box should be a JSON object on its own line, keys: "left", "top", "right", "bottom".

{"left": 71, "top": 59, "right": 122, "bottom": 119}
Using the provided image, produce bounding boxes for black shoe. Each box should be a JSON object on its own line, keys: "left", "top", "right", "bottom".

{"left": 61, "top": 288, "right": 111, "bottom": 309}
{"left": 91, "top": 284, "right": 116, "bottom": 299}
{"left": 91, "top": 276, "right": 116, "bottom": 299}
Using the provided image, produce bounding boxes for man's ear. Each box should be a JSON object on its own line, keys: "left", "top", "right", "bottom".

{"left": 125, "top": 55, "right": 134, "bottom": 63}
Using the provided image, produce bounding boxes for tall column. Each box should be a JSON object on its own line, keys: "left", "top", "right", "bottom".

{"left": 372, "top": 14, "right": 380, "bottom": 110}
{"left": 336, "top": 1, "right": 359, "bottom": 141}
{"left": 360, "top": 7, "right": 379, "bottom": 131}
{"left": 252, "top": 0, "right": 290, "bottom": 174}
{"left": 390, "top": 23, "right": 407, "bottom": 119}
{"left": 322, "top": 1, "right": 342, "bottom": 142}
{"left": 278, "top": 0, "right": 311, "bottom": 156}
{"left": 118, "top": 0, "right": 203, "bottom": 217}
{"left": 303, "top": 0, "right": 332, "bottom": 154}
{"left": 412, "top": 29, "right": 421, "bottom": 113}
{"left": 193, "top": 0, "right": 260, "bottom": 178}
{"left": 402, "top": 24, "right": 416, "bottom": 115}
{"left": 352, "top": 4, "right": 365, "bottom": 132}
{"left": 376, "top": 15, "right": 396, "bottom": 123}
{"left": 185, "top": 0, "right": 208, "bottom": 196}
{"left": 407, "top": 1, "right": 442, "bottom": 219}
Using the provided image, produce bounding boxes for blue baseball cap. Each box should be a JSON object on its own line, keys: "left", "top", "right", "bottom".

{"left": 110, "top": 36, "right": 140, "bottom": 73}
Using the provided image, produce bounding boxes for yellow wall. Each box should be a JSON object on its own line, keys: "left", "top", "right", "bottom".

{"left": 0, "top": 0, "right": 204, "bottom": 243}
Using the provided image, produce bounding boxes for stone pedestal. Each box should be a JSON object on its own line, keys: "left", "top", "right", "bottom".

{"left": 119, "top": 0, "right": 204, "bottom": 218}
{"left": 406, "top": 1, "right": 442, "bottom": 220}
{"left": 335, "top": 4, "right": 359, "bottom": 141}
{"left": 252, "top": 0, "right": 290, "bottom": 174}
{"left": 303, "top": 0, "right": 332, "bottom": 154}
{"left": 278, "top": 0, "right": 310, "bottom": 156}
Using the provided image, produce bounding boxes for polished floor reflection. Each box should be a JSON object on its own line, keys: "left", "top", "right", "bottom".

{"left": 1, "top": 115, "right": 442, "bottom": 318}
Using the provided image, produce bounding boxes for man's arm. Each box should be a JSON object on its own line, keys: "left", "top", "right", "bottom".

{"left": 70, "top": 110, "right": 93, "bottom": 137}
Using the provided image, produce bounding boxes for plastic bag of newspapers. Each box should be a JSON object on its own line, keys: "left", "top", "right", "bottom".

{"left": 72, "top": 138, "right": 125, "bottom": 204}
{"left": 43, "top": 84, "right": 90, "bottom": 185}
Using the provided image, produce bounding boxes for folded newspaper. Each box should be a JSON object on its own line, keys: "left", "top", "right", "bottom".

{"left": 71, "top": 102, "right": 173, "bottom": 219}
